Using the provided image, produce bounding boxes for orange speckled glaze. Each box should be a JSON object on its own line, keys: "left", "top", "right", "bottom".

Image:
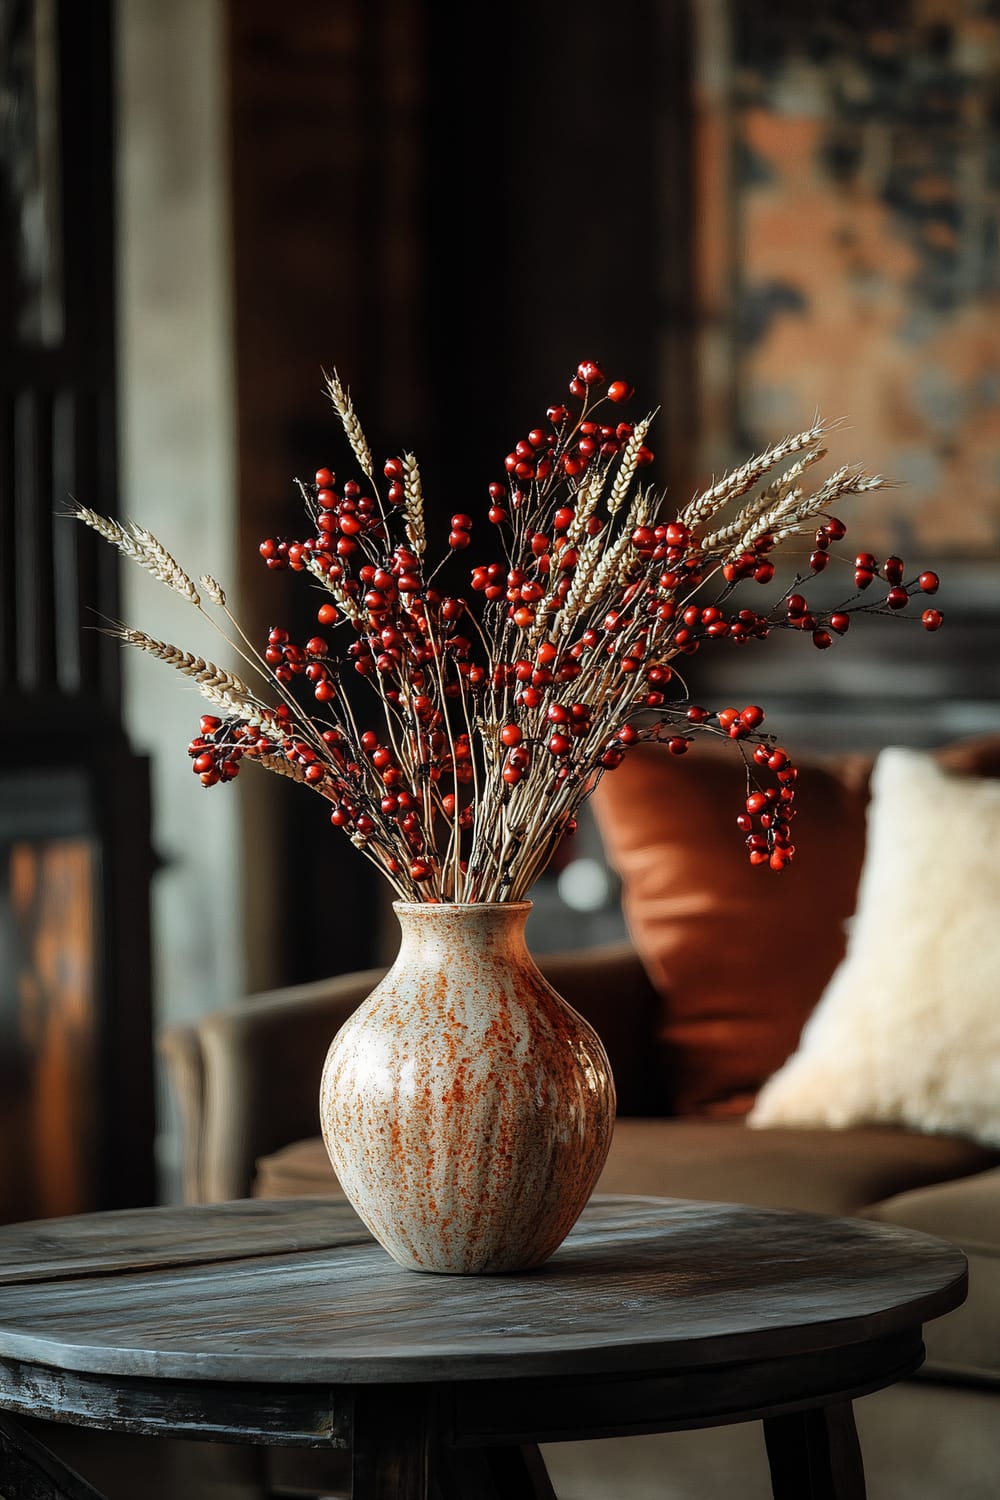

{"left": 319, "top": 902, "right": 616, "bottom": 1274}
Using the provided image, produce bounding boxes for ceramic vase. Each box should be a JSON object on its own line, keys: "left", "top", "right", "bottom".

{"left": 319, "top": 900, "right": 616, "bottom": 1274}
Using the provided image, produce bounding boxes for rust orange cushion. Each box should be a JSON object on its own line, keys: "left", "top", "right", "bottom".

{"left": 590, "top": 733, "right": 1000, "bottom": 1119}
{"left": 590, "top": 739, "right": 872, "bottom": 1118}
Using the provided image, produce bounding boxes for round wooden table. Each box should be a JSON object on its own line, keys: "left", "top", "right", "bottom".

{"left": 0, "top": 1193, "right": 967, "bottom": 1499}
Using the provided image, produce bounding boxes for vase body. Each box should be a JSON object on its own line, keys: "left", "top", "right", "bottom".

{"left": 319, "top": 901, "right": 616, "bottom": 1274}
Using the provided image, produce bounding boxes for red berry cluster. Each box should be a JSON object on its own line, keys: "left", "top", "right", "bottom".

{"left": 177, "top": 359, "right": 944, "bottom": 898}
{"left": 188, "top": 715, "right": 242, "bottom": 786}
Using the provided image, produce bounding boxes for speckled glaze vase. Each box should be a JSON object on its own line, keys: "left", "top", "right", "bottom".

{"left": 319, "top": 900, "right": 616, "bottom": 1274}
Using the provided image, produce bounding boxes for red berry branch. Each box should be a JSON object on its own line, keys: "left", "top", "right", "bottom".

{"left": 73, "top": 360, "right": 943, "bottom": 902}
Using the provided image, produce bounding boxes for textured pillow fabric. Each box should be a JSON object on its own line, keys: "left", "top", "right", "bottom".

{"left": 589, "top": 739, "right": 873, "bottom": 1116}
{"left": 749, "top": 747, "right": 1000, "bottom": 1147}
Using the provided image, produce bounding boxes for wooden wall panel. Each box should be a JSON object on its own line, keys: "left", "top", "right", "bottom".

{"left": 0, "top": 838, "right": 97, "bottom": 1221}
{"left": 0, "top": 0, "right": 155, "bottom": 1220}
{"left": 225, "top": 0, "right": 690, "bottom": 981}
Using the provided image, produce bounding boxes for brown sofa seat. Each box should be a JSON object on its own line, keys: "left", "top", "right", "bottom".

{"left": 596, "top": 1119, "right": 1000, "bottom": 1215}
{"left": 863, "top": 1167, "right": 1000, "bottom": 1385}
{"left": 254, "top": 1117, "right": 999, "bottom": 1217}
{"left": 254, "top": 1136, "right": 346, "bottom": 1200}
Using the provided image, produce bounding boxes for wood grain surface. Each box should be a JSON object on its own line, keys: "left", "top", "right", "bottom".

{"left": 0, "top": 1195, "right": 967, "bottom": 1386}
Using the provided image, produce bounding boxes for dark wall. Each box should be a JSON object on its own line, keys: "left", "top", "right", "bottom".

{"left": 226, "top": 0, "right": 691, "bottom": 981}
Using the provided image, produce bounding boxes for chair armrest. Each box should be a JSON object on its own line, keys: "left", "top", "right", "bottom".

{"left": 157, "top": 1022, "right": 207, "bottom": 1205}
{"left": 161, "top": 967, "right": 387, "bottom": 1203}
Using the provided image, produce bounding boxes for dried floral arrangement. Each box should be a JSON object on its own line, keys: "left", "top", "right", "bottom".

{"left": 74, "top": 360, "right": 943, "bottom": 904}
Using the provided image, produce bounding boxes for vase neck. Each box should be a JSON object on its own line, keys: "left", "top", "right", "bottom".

{"left": 391, "top": 901, "right": 533, "bottom": 959}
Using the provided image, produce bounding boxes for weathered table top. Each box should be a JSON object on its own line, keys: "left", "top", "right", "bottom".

{"left": 0, "top": 1193, "right": 968, "bottom": 1385}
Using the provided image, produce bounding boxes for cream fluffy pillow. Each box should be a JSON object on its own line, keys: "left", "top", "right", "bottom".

{"left": 748, "top": 746, "right": 1000, "bottom": 1147}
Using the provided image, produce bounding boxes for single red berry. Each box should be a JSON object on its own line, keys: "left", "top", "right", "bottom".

{"left": 919, "top": 571, "right": 940, "bottom": 594}
{"left": 886, "top": 586, "right": 909, "bottom": 609}
{"left": 922, "top": 608, "right": 944, "bottom": 630}
{"left": 812, "top": 628, "right": 834, "bottom": 649}
{"left": 576, "top": 359, "right": 605, "bottom": 386}
{"left": 829, "top": 612, "right": 850, "bottom": 634}
{"left": 500, "top": 724, "right": 522, "bottom": 747}
{"left": 315, "top": 467, "right": 334, "bottom": 488}
{"left": 884, "top": 555, "right": 905, "bottom": 584}
{"left": 607, "top": 379, "right": 634, "bottom": 403}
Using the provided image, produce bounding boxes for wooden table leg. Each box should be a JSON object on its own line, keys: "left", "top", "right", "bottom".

{"left": 352, "top": 1387, "right": 433, "bottom": 1500}
{"left": 0, "top": 1413, "right": 110, "bottom": 1500}
{"left": 763, "top": 1402, "right": 867, "bottom": 1500}
{"left": 437, "top": 1443, "right": 558, "bottom": 1500}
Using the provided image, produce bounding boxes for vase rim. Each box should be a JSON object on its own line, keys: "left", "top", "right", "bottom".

{"left": 391, "top": 899, "right": 533, "bottom": 914}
